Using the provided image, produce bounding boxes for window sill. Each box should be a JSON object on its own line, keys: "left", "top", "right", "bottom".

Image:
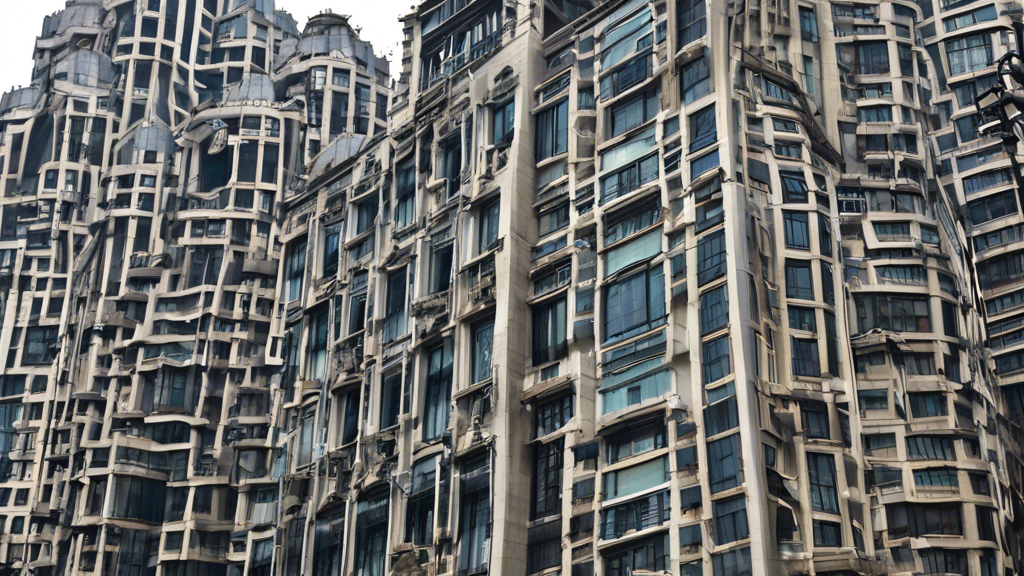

{"left": 454, "top": 378, "right": 493, "bottom": 400}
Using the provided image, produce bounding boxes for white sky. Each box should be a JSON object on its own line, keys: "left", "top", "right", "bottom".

{"left": 0, "top": 0, "right": 408, "bottom": 94}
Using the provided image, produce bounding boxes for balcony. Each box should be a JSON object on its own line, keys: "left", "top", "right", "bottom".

{"left": 422, "top": 31, "right": 503, "bottom": 90}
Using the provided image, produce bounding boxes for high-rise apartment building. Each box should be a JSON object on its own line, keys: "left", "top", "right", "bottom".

{"left": 0, "top": 0, "right": 1021, "bottom": 575}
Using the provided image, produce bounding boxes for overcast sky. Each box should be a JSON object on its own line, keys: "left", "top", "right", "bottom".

{"left": 0, "top": 0, "right": 408, "bottom": 93}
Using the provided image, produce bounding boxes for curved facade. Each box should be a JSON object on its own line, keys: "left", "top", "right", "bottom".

{"left": 0, "top": 0, "right": 1022, "bottom": 576}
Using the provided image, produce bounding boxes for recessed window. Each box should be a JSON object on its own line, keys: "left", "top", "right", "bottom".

{"left": 493, "top": 99, "right": 515, "bottom": 145}
{"left": 533, "top": 297, "right": 567, "bottom": 366}
{"left": 681, "top": 58, "right": 710, "bottom": 104}
{"left": 807, "top": 452, "right": 839, "bottom": 513}
{"left": 471, "top": 320, "right": 494, "bottom": 384}
{"left": 689, "top": 106, "right": 717, "bottom": 153}
{"left": 712, "top": 496, "right": 749, "bottom": 545}
{"left": 603, "top": 266, "right": 666, "bottom": 343}
{"left": 535, "top": 98, "right": 568, "bottom": 160}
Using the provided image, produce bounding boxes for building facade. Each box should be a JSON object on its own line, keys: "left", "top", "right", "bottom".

{"left": 0, "top": 0, "right": 1021, "bottom": 575}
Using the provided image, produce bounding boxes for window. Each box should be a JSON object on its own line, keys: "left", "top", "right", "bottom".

{"left": 799, "top": 7, "right": 818, "bottom": 41}
{"left": 607, "top": 424, "right": 665, "bottom": 463}
{"left": 707, "top": 434, "right": 741, "bottom": 493}
{"left": 711, "top": 547, "right": 751, "bottom": 576}
{"left": 605, "top": 200, "right": 659, "bottom": 245}
{"left": 704, "top": 393, "right": 739, "bottom": 436}
{"left": 479, "top": 200, "right": 500, "bottom": 252}
{"left": 775, "top": 142, "right": 801, "bottom": 158}
{"left": 535, "top": 394, "right": 572, "bottom": 438}
{"left": 678, "top": 0, "right": 707, "bottom": 46}
{"left": 785, "top": 259, "right": 814, "bottom": 300}
{"left": 712, "top": 496, "right": 749, "bottom": 545}
{"left": 780, "top": 171, "right": 808, "bottom": 203}
{"left": 914, "top": 468, "right": 958, "bottom": 487}
{"left": 818, "top": 214, "right": 833, "bottom": 256}
{"left": 603, "top": 455, "right": 669, "bottom": 500}
{"left": 957, "top": 114, "right": 981, "bottom": 143}
{"left": 348, "top": 273, "right": 368, "bottom": 335}
{"left": 382, "top": 269, "right": 407, "bottom": 342}
{"left": 859, "top": 389, "right": 888, "bottom": 410}
{"left": 965, "top": 471, "right": 991, "bottom": 496}
{"left": 539, "top": 204, "right": 569, "bottom": 236}
{"left": 857, "top": 42, "right": 890, "bottom": 75}
{"left": 697, "top": 230, "right": 726, "bottom": 285}
{"left": 600, "top": 9, "right": 653, "bottom": 69}
{"left": 23, "top": 327, "right": 57, "bottom": 364}
{"left": 472, "top": 320, "right": 494, "bottom": 384}
{"left": 858, "top": 105, "right": 892, "bottom": 122}
{"left": 533, "top": 296, "right": 567, "bottom": 365}
{"left": 907, "top": 436, "right": 956, "bottom": 460}
{"left": 355, "top": 200, "right": 377, "bottom": 235}
{"left": 792, "top": 338, "right": 820, "bottom": 377}
{"left": 920, "top": 549, "right": 968, "bottom": 576}
{"left": 380, "top": 373, "right": 402, "bottom": 430}
{"left": 963, "top": 168, "right": 1013, "bottom": 195}
{"left": 886, "top": 502, "right": 963, "bottom": 537}
{"left": 689, "top": 106, "right": 717, "bottom": 152}
{"left": 600, "top": 53, "right": 652, "bottom": 100}
{"left": 788, "top": 306, "right": 816, "bottom": 332}
{"left": 702, "top": 335, "right": 731, "bottom": 384}
{"left": 604, "top": 266, "right": 665, "bottom": 342}
{"left": 395, "top": 159, "right": 415, "bottom": 228}
{"left": 535, "top": 98, "right": 568, "bottom": 160}
{"left": 284, "top": 240, "right": 307, "bottom": 302}
{"left": 323, "top": 224, "right": 340, "bottom": 278}
{"left": 423, "top": 340, "right": 453, "bottom": 440}
{"left": 406, "top": 458, "right": 436, "bottom": 545}
{"left": 430, "top": 243, "right": 453, "bottom": 293}
{"left": 459, "top": 456, "right": 491, "bottom": 575}
{"left": 953, "top": 74, "right": 997, "bottom": 107}
{"left": 807, "top": 452, "right": 839, "bottom": 513}
{"left": 355, "top": 494, "right": 389, "bottom": 576}
{"left": 905, "top": 352, "right": 937, "bottom": 375}
{"left": 691, "top": 149, "right": 719, "bottom": 178}
{"left": 493, "top": 99, "right": 515, "bottom": 145}
{"left": 803, "top": 401, "right": 829, "bottom": 438}
{"left": 527, "top": 521, "right": 562, "bottom": 573}
{"left": 610, "top": 90, "right": 659, "bottom": 137}
{"left": 681, "top": 58, "right": 710, "bottom": 104}
{"left": 600, "top": 154, "right": 659, "bottom": 204}
{"left": 601, "top": 489, "right": 670, "bottom": 540}
{"left": 306, "top": 311, "right": 329, "bottom": 381}
{"left": 854, "top": 294, "right": 930, "bottom": 332}
{"left": 604, "top": 536, "right": 671, "bottom": 576}
{"left": 533, "top": 439, "right": 563, "bottom": 519}
{"left": 909, "top": 393, "right": 947, "bottom": 418}
{"left": 314, "top": 511, "right": 346, "bottom": 576}
{"left": 783, "top": 211, "right": 810, "bottom": 250}
{"left": 579, "top": 88, "right": 596, "bottom": 109}
{"left": 968, "top": 190, "right": 1017, "bottom": 225}
{"left": 329, "top": 91, "right": 348, "bottom": 136}
{"left": 946, "top": 34, "right": 992, "bottom": 76}
{"left": 700, "top": 285, "right": 728, "bottom": 335}
{"left": 111, "top": 476, "right": 166, "bottom": 522}
{"left": 813, "top": 520, "right": 841, "bottom": 547}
